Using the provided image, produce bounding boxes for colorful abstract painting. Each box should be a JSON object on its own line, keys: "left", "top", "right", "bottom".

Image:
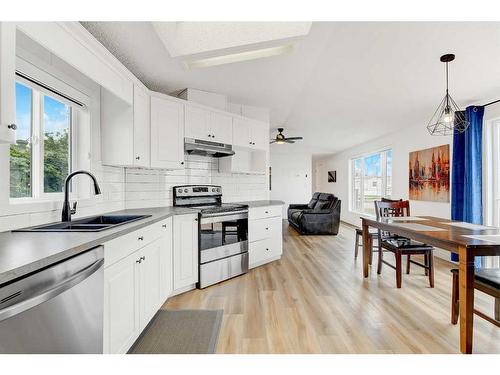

{"left": 409, "top": 145, "right": 450, "bottom": 202}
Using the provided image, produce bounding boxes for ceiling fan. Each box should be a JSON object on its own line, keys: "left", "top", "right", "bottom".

{"left": 270, "top": 128, "right": 303, "bottom": 144}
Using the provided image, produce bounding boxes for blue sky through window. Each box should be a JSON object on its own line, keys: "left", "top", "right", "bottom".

{"left": 44, "top": 95, "right": 70, "bottom": 136}
{"left": 364, "top": 153, "right": 381, "bottom": 177}
{"left": 15, "top": 82, "right": 32, "bottom": 141}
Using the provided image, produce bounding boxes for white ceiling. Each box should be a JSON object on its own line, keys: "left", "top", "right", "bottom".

{"left": 81, "top": 22, "right": 500, "bottom": 156}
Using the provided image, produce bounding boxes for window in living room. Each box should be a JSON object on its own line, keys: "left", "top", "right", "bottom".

{"left": 350, "top": 149, "right": 392, "bottom": 215}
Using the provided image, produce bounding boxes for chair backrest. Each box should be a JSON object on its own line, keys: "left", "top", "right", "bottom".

{"left": 374, "top": 200, "right": 410, "bottom": 219}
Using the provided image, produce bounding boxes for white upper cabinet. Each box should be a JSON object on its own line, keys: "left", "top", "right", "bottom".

{"left": 0, "top": 23, "right": 16, "bottom": 144}
{"left": 150, "top": 94, "right": 185, "bottom": 169}
{"left": 101, "top": 84, "right": 151, "bottom": 168}
{"left": 210, "top": 111, "right": 233, "bottom": 144}
{"left": 185, "top": 105, "right": 210, "bottom": 140}
{"left": 185, "top": 104, "right": 233, "bottom": 144}
{"left": 133, "top": 85, "right": 150, "bottom": 168}
{"left": 233, "top": 117, "right": 268, "bottom": 150}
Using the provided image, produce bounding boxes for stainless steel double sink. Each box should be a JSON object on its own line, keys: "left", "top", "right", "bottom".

{"left": 14, "top": 215, "right": 152, "bottom": 232}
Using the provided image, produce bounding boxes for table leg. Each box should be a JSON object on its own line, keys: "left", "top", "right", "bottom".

{"left": 362, "top": 219, "right": 370, "bottom": 278}
{"left": 458, "top": 246, "right": 474, "bottom": 354}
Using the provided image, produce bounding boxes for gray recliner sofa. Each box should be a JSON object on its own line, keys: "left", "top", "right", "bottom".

{"left": 288, "top": 192, "right": 341, "bottom": 235}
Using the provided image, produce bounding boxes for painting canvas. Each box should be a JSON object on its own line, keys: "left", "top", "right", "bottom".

{"left": 328, "top": 170, "right": 336, "bottom": 183}
{"left": 409, "top": 144, "right": 450, "bottom": 202}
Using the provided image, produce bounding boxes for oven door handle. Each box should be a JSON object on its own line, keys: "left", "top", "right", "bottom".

{"left": 200, "top": 211, "right": 248, "bottom": 223}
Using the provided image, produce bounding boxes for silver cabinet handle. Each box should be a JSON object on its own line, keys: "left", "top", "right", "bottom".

{"left": 162, "top": 224, "right": 167, "bottom": 228}
{"left": 7, "top": 124, "right": 17, "bottom": 130}
{"left": 140, "top": 256, "right": 145, "bottom": 261}
{"left": 138, "top": 236, "right": 144, "bottom": 241}
{"left": 135, "top": 156, "right": 140, "bottom": 160}
{"left": 136, "top": 259, "right": 142, "bottom": 264}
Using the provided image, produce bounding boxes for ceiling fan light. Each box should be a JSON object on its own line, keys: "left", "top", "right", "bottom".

{"left": 275, "top": 139, "right": 285, "bottom": 144}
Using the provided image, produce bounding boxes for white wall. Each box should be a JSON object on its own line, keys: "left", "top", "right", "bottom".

{"left": 270, "top": 151, "right": 312, "bottom": 216}
{"left": 314, "top": 124, "right": 454, "bottom": 226}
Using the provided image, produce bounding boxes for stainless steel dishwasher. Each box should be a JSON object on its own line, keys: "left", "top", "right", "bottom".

{"left": 0, "top": 246, "right": 104, "bottom": 353}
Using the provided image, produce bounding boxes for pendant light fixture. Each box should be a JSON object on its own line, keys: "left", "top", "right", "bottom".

{"left": 427, "top": 54, "right": 469, "bottom": 136}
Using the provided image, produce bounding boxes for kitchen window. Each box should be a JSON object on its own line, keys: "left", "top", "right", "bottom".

{"left": 10, "top": 80, "right": 75, "bottom": 200}
{"left": 350, "top": 149, "right": 392, "bottom": 215}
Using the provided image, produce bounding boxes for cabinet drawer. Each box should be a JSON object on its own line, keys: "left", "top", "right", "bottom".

{"left": 249, "top": 216, "right": 281, "bottom": 242}
{"left": 104, "top": 223, "right": 162, "bottom": 268}
{"left": 249, "top": 237, "right": 282, "bottom": 267}
{"left": 249, "top": 205, "right": 282, "bottom": 220}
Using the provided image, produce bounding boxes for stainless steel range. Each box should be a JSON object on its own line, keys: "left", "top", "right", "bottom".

{"left": 173, "top": 185, "right": 249, "bottom": 288}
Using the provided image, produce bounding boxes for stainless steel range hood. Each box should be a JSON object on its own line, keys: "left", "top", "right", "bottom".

{"left": 184, "top": 138, "right": 235, "bottom": 158}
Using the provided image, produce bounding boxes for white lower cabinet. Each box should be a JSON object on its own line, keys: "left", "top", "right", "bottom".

{"left": 173, "top": 214, "right": 199, "bottom": 292}
{"left": 103, "top": 219, "right": 173, "bottom": 354}
{"left": 103, "top": 249, "right": 140, "bottom": 354}
{"left": 248, "top": 205, "right": 283, "bottom": 268}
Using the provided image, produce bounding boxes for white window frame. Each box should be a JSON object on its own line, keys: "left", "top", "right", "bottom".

{"left": 349, "top": 148, "right": 392, "bottom": 215}
{"left": 10, "top": 77, "right": 80, "bottom": 202}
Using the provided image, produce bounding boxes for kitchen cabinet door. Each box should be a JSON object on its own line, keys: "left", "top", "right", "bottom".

{"left": 250, "top": 121, "right": 269, "bottom": 150}
{"left": 173, "top": 214, "right": 199, "bottom": 291}
{"left": 150, "top": 95, "right": 185, "bottom": 169}
{"left": 138, "top": 238, "right": 163, "bottom": 328}
{"left": 185, "top": 105, "right": 210, "bottom": 141}
{"left": 103, "top": 251, "right": 140, "bottom": 354}
{"left": 0, "top": 23, "right": 16, "bottom": 144}
{"left": 133, "top": 85, "right": 150, "bottom": 167}
{"left": 210, "top": 112, "right": 233, "bottom": 144}
{"left": 232, "top": 117, "right": 252, "bottom": 148}
{"left": 159, "top": 218, "right": 173, "bottom": 301}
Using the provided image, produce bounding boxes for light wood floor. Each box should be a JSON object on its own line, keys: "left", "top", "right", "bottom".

{"left": 164, "top": 222, "right": 500, "bottom": 353}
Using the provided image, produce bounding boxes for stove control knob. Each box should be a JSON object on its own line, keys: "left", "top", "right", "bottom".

{"left": 184, "top": 189, "right": 188, "bottom": 193}
{"left": 177, "top": 189, "right": 182, "bottom": 193}
{"left": 212, "top": 188, "right": 216, "bottom": 192}
{"left": 216, "top": 188, "right": 221, "bottom": 192}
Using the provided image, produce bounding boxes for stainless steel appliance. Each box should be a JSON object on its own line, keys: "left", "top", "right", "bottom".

{"left": 0, "top": 246, "right": 104, "bottom": 353}
{"left": 173, "top": 185, "right": 248, "bottom": 288}
{"left": 184, "top": 137, "right": 235, "bottom": 157}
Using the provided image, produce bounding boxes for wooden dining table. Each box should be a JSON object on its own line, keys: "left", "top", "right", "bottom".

{"left": 361, "top": 215, "right": 500, "bottom": 354}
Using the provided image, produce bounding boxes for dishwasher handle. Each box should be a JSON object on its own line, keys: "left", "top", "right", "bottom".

{"left": 0, "top": 258, "right": 104, "bottom": 323}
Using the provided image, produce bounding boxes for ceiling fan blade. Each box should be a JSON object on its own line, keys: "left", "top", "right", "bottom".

{"left": 270, "top": 140, "right": 276, "bottom": 144}
{"left": 284, "top": 137, "right": 303, "bottom": 141}
{"left": 284, "top": 140, "right": 295, "bottom": 144}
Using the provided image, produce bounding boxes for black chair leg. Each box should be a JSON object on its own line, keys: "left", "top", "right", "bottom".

{"left": 424, "top": 253, "right": 429, "bottom": 276}
{"left": 354, "top": 231, "right": 359, "bottom": 259}
{"left": 377, "top": 246, "right": 383, "bottom": 274}
{"left": 451, "top": 271, "right": 459, "bottom": 324}
{"left": 406, "top": 255, "right": 411, "bottom": 274}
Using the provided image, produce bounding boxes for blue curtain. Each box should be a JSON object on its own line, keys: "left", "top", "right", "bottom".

{"left": 450, "top": 106, "right": 483, "bottom": 266}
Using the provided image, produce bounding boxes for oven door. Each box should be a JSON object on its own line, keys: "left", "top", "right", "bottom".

{"left": 199, "top": 211, "right": 248, "bottom": 264}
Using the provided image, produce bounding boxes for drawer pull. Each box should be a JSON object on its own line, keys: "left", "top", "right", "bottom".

{"left": 138, "top": 236, "right": 144, "bottom": 241}
{"left": 265, "top": 211, "right": 269, "bottom": 214}
{"left": 136, "top": 259, "right": 142, "bottom": 264}
{"left": 141, "top": 256, "right": 146, "bottom": 261}
{"left": 266, "top": 248, "right": 269, "bottom": 251}
{"left": 265, "top": 227, "right": 269, "bottom": 230}
{"left": 162, "top": 224, "right": 167, "bottom": 228}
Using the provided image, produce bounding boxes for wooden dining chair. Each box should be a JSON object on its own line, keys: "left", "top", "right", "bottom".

{"left": 354, "top": 228, "right": 378, "bottom": 263}
{"left": 451, "top": 268, "right": 500, "bottom": 327}
{"left": 374, "top": 200, "right": 435, "bottom": 288}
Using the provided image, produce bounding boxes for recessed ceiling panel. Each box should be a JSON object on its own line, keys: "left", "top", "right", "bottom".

{"left": 152, "top": 22, "right": 312, "bottom": 57}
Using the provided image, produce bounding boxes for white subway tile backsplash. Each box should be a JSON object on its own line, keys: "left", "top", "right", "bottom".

{"left": 0, "top": 154, "right": 268, "bottom": 231}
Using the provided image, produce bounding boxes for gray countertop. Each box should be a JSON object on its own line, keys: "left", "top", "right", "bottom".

{"left": 0, "top": 200, "right": 283, "bottom": 286}
{"left": 238, "top": 200, "right": 285, "bottom": 208}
